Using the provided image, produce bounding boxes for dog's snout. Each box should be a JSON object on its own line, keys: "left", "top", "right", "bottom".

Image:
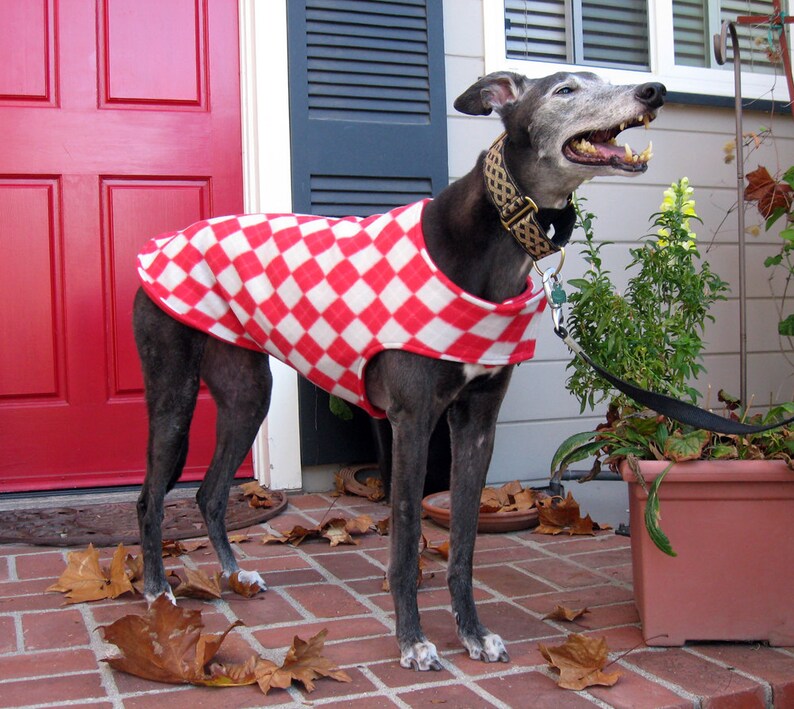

{"left": 635, "top": 82, "right": 666, "bottom": 109}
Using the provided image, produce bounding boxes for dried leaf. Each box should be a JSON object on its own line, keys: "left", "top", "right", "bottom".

{"left": 228, "top": 533, "right": 251, "bottom": 545}
{"left": 345, "top": 514, "right": 374, "bottom": 535}
{"left": 254, "top": 630, "right": 351, "bottom": 694}
{"left": 228, "top": 571, "right": 265, "bottom": 599}
{"left": 543, "top": 605, "right": 590, "bottom": 622}
{"left": 47, "top": 544, "right": 134, "bottom": 604}
{"left": 125, "top": 553, "right": 144, "bottom": 591}
{"left": 539, "top": 634, "right": 621, "bottom": 690}
{"left": 569, "top": 514, "right": 596, "bottom": 536}
{"left": 101, "top": 599, "right": 348, "bottom": 696}
{"left": 374, "top": 517, "right": 390, "bottom": 536}
{"left": 162, "top": 539, "right": 207, "bottom": 558}
{"left": 746, "top": 166, "right": 793, "bottom": 218}
{"left": 365, "top": 476, "right": 385, "bottom": 501}
{"left": 261, "top": 530, "right": 290, "bottom": 545}
{"left": 534, "top": 492, "right": 610, "bottom": 537}
{"left": 263, "top": 515, "right": 377, "bottom": 548}
{"left": 321, "top": 519, "right": 358, "bottom": 547}
{"left": 169, "top": 568, "right": 222, "bottom": 600}
{"left": 240, "top": 481, "right": 279, "bottom": 509}
{"left": 101, "top": 596, "right": 249, "bottom": 686}
{"left": 425, "top": 540, "right": 450, "bottom": 560}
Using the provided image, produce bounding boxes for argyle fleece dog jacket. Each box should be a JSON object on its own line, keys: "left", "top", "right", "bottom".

{"left": 137, "top": 199, "right": 547, "bottom": 417}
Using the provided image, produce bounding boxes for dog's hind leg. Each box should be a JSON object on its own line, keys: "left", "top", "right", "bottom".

{"left": 133, "top": 289, "right": 207, "bottom": 601}
{"left": 446, "top": 374, "right": 512, "bottom": 664}
{"left": 198, "top": 338, "right": 272, "bottom": 590}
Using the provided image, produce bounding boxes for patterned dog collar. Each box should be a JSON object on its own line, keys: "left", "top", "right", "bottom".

{"left": 483, "top": 132, "right": 574, "bottom": 261}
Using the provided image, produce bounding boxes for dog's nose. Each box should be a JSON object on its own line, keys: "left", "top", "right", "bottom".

{"left": 635, "top": 82, "right": 666, "bottom": 109}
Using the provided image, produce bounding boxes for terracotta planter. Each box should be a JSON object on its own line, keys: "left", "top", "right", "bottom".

{"left": 620, "top": 459, "right": 794, "bottom": 646}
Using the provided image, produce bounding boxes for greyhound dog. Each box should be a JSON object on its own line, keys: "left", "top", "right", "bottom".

{"left": 133, "top": 71, "right": 665, "bottom": 671}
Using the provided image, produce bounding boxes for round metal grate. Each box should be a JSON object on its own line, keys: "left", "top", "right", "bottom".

{"left": 0, "top": 488, "right": 287, "bottom": 547}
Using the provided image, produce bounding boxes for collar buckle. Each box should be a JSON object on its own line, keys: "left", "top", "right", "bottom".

{"left": 501, "top": 196, "right": 539, "bottom": 230}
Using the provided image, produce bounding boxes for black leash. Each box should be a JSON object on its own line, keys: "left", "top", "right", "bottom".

{"left": 541, "top": 268, "right": 794, "bottom": 436}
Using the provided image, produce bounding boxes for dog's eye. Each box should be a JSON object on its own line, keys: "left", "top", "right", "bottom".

{"left": 555, "top": 86, "right": 574, "bottom": 95}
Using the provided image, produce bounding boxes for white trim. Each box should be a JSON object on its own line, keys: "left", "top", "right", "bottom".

{"left": 485, "top": 0, "right": 792, "bottom": 102}
{"left": 238, "top": 0, "right": 303, "bottom": 490}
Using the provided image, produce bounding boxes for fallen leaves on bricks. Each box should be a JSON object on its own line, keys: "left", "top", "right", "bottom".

{"left": 539, "top": 634, "right": 621, "bottom": 690}
{"left": 99, "top": 596, "right": 350, "bottom": 695}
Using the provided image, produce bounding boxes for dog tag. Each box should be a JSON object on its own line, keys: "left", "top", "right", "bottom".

{"left": 550, "top": 282, "right": 567, "bottom": 305}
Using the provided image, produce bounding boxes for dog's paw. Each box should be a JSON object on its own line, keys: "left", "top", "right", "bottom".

{"left": 399, "top": 640, "right": 443, "bottom": 671}
{"left": 144, "top": 589, "right": 177, "bottom": 606}
{"left": 462, "top": 632, "right": 510, "bottom": 663}
{"left": 234, "top": 569, "right": 268, "bottom": 592}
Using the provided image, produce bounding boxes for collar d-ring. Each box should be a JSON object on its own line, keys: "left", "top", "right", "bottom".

{"left": 533, "top": 247, "right": 565, "bottom": 278}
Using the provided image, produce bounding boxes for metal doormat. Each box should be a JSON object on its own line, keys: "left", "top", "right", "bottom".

{"left": 0, "top": 488, "right": 287, "bottom": 547}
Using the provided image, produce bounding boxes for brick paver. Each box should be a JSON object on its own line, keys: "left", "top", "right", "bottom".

{"left": 0, "top": 489, "right": 792, "bottom": 708}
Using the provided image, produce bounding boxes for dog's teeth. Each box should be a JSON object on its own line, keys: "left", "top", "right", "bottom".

{"left": 637, "top": 142, "right": 653, "bottom": 163}
{"left": 624, "top": 143, "right": 633, "bottom": 161}
{"left": 643, "top": 114, "right": 651, "bottom": 129}
{"left": 619, "top": 122, "right": 626, "bottom": 131}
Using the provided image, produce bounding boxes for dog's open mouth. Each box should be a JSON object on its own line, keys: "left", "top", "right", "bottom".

{"left": 563, "top": 112, "right": 656, "bottom": 171}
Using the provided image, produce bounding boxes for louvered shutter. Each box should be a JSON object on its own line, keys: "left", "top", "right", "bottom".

{"left": 673, "top": 0, "right": 709, "bottom": 67}
{"left": 289, "top": 0, "right": 447, "bottom": 218}
{"left": 580, "top": 0, "right": 649, "bottom": 69}
{"left": 672, "top": 0, "right": 781, "bottom": 71}
{"left": 505, "top": 0, "right": 649, "bottom": 69}
{"left": 287, "top": 0, "right": 448, "bottom": 465}
{"left": 505, "top": 0, "right": 571, "bottom": 62}
{"left": 720, "top": 0, "right": 779, "bottom": 73}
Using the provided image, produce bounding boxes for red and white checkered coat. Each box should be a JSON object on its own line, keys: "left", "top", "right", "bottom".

{"left": 137, "top": 200, "right": 547, "bottom": 417}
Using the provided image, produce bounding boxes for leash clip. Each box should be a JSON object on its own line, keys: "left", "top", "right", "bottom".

{"left": 542, "top": 267, "right": 567, "bottom": 337}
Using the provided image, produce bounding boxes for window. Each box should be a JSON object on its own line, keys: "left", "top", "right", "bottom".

{"left": 485, "top": 0, "right": 790, "bottom": 100}
{"left": 505, "top": 0, "right": 650, "bottom": 70}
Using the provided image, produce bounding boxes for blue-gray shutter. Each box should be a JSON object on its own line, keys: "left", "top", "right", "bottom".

{"left": 287, "top": 0, "right": 448, "bottom": 465}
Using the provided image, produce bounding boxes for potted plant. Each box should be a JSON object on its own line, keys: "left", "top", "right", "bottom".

{"left": 552, "top": 178, "right": 794, "bottom": 647}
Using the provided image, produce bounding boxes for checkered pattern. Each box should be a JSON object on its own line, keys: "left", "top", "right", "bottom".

{"left": 137, "top": 200, "right": 547, "bottom": 417}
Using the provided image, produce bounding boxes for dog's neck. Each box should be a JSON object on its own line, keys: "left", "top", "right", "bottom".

{"left": 483, "top": 133, "right": 575, "bottom": 261}
{"left": 422, "top": 137, "right": 577, "bottom": 304}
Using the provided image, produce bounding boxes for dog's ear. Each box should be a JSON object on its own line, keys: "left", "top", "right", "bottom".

{"left": 453, "top": 72, "right": 531, "bottom": 116}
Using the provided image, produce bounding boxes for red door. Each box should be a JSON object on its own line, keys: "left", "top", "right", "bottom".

{"left": 0, "top": 0, "right": 246, "bottom": 492}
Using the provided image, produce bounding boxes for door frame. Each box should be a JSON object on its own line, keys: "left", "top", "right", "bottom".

{"left": 238, "top": 0, "right": 302, "bottom": 490}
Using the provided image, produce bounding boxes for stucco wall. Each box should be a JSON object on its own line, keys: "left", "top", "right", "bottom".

{"left": 443, "top": 0, "right": 794, "bottom": 484}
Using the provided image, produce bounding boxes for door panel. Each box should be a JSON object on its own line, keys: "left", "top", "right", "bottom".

{"left": 0, "top": 0, "right": 245, "bottom": 492}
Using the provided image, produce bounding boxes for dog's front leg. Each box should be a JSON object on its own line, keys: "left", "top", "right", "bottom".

{"left": 447, "top": 379, "right": 511, "bottom": 664}
{"left": 388, "top": 416, "right": 442, "bottom": 671}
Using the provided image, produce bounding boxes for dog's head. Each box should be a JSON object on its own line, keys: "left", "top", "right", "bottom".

{"left": 455, "top": 71, "right": 665, "bottom": 207}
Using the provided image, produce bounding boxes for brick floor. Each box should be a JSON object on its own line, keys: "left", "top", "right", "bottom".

{"left": 1, "top": 490, "right": 793, "bottom": 708}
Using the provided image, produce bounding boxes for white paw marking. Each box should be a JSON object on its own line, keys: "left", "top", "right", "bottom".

{"left": 400, "top": 640, "right": 442, "bottom": 671}
{"left": 145, "top": 589, "right": 176, "bottom": 606}
{"left": 236, "top": 569, "right": 268, "bottom": 591}
{"left": 463, "top": 632, "right": 508, "bottom": 662}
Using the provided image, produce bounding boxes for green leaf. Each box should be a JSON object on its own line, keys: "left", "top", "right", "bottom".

{"left": 644, "top": 463, "right": 677, "bottom": 557}
{"left": 779, "top": 314, "right": 794, "bottom": 337}
{"left": 781, "top": 228, "right": 794, "bottom": 243}
{"left": 329, "top": 395, "right": 353, "bottom": 421}
{"left": 550, "top": 431, "right": 599, "bottom": 476}
{"left": 765, "top": 207, "right": 787, "bottom": 231}
{"left": 782, "top": 165, "right": 794, "bottom": 190}
{"left": 663, "top": 429, "right": 709, "bottom": 462}
{"left": 765, "top": 254, "right": 783, "bottom": 268}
